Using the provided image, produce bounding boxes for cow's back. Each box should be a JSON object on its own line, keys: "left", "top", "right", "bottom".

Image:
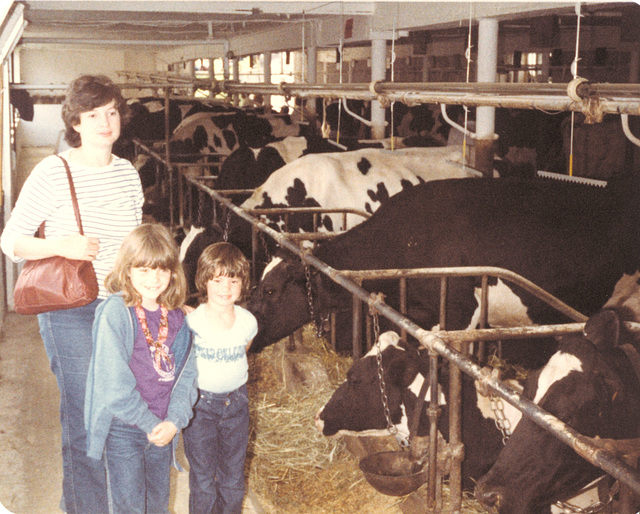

{"left": 316, "top": 177, "right": 639, "bottom": 323}
{"left": 241, "top": 146, "right": 480, "bottom": 226}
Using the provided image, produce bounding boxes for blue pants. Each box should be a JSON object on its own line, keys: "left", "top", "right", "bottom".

{"left": 104, "top": 418, "right": 172, "bottom": 514}
{"left": 38, "top": 300, "right": 109, "bottom": 514}
{"left": 183, "top": 384, "right": 250, "bottom": 514}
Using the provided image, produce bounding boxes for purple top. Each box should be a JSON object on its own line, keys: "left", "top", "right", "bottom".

{"left": 129, "top": 306, "right": 184, "bottom": 419}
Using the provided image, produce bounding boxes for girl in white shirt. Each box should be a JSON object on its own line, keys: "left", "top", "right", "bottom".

{"left": 184, "top": 242, "right": 258, "bottom": 514}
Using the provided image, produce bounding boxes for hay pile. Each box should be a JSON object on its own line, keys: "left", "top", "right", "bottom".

{"left": 246, "top": 327, "right": 404, "bottom": 513}
{"left": 245, "top": 326, "right": 486, "bottom": 513}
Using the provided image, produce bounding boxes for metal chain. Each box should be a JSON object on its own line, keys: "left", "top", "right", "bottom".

{"left": 372, "top": 310, "right": 402, "bottom": 442}
{"left": 259, "top": 230, "right": 271, "bottom": 263}
{"left": 303, "top": 260, "right": 323, "bottom": 337}
{"left": 489, "top": 394, "right": 512, "bottom": 445}
{"left": 222, "top": 210, "right": 231, "bottom": 242}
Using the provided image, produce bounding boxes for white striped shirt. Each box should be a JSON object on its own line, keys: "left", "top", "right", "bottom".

{"left": 1, "top": 149, "right": 144, "bottom": 299}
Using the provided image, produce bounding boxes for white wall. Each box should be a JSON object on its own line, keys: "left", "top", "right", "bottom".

{"left": 15, "top": 104, "right": 67, "bottom": 150}
{"left": 15, "top": 45, "right": 160, "bottom": 151}
{"left": 18, "top": 47, "right": 129, "bottom": 85}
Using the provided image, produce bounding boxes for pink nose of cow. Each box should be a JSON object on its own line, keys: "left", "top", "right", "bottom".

{"left": 314, "top": 409, "right": 324, "bottom": 432}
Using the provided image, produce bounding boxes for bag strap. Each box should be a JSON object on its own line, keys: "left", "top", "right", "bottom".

{"left": 57, "top": 155, "right": 84, "bottom": 235}
{"left": 36, "top": 155, "right": 84, "bottom": 239}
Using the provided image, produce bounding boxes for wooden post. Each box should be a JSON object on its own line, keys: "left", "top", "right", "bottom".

{"left": 474, "top": 137, "right": 496, "bottom": 178}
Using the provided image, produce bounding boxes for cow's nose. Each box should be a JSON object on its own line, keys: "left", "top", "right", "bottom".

{"left": 474, "top": 482, "right": 503, "bottom": 512}
{"left": 314, "top": 409, "right": 325, "bottom": 432}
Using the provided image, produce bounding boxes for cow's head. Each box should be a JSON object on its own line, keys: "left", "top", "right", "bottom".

{"left": 247, "top": 252, "right": 345, "bottom": 352}
{"left": 315, "top": 332, "right": 426, "bottom": 439}
{"left": 315, "top": 331, "right": 512, "bottom": 490}
{"left": 475, "top": 309, "right": 640, "bottom": 513}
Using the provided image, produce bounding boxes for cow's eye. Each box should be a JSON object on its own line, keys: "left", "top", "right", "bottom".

{"left": 265, "top": 288, "right": 274, "bottom": 296}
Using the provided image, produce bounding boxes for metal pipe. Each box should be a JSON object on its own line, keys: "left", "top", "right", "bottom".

{"left": 341, "top": 266, "right": 589, "bottom": 323}
{"left": 441, "top": 103, "right": 476, "bottom": 139}
{"left": 427, "top": 351, "right": 440, "bottom": 508}
{"left": 12, "top": 79, "right": 640, "bottom": 114}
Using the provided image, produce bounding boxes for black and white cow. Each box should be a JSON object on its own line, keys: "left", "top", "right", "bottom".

{"left": 169, "top": 108, "right": 302, "bottom": 158}
{"left": 180, "top": 145, "right": 482, "bottom": 300}
{"left": 247, "top": 175, "right": 640, "bottom": 354}
{"left": 240, "top": 145, "right": 480, "bottom": 234}
{"left": 475, "top": 308, "right": 640, "bottom": 513}
{"left": 314, "top": 331, "right": 523, "bottom": 491}
{"left": 214, "top": 134, "right": 404, "bottom": 198}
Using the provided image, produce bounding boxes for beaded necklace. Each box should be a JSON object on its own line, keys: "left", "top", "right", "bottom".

{"left": 135, "top": 305, "right": 174, "bottom": 378}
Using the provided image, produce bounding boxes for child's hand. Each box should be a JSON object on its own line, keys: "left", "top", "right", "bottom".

{"left": 147, "top": 421, "right": 178, "bottom": 447}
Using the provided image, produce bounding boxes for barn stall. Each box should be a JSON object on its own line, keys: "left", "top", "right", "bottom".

{"left": 2, "top": 2, "right": 640, "bottom": 513}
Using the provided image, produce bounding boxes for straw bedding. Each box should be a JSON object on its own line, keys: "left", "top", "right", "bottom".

{"left": 245, "top": 325, "right": 487, "bottom": 513}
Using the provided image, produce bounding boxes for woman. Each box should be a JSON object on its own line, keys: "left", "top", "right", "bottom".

{"left": 1, "top": 75, "right": 144, "bottom": 513}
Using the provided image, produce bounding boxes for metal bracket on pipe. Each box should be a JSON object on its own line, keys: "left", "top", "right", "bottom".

{"left": 621, "top": 114, "right": 640, "bottom": 149}
{"left": 342, "top": 97, "right": 378, "bottom": 128}
{"left": 567, "top": 77, "right": 605, "bottom": 123}
{"left": 441, "top": 103, "right": 477, "bottom": 140}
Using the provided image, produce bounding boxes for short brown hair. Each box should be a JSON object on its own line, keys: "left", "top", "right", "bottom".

{"left": 62, "top": 74, "right": 131, "bottom": 148}
{"left": 195, "top": 242, "right": 251, "bottom": 303}
{"left": 105, "top": 224, "right": 187, "bottom": 309}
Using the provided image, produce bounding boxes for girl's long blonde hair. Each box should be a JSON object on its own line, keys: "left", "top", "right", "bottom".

{"left": 105, "top": 223, "right": 187, "bottom": 309}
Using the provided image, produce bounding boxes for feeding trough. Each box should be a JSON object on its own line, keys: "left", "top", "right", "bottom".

{"left": 359, "top": 449, "right": 428, "bottom": 496}
{"left": 359, "top": 369, "right": 431, "bottom": 496}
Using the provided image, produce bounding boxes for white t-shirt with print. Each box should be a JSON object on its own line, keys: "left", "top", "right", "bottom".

{"left": 187, "top": 304, "right": 258, "bottom": 394}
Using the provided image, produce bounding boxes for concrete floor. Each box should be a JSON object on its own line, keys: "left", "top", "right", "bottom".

{"left": 0, "top": 312, "right": 262, "bottom": 514}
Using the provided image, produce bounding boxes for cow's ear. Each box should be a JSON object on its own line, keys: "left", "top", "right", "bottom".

{"left": 583, "top": 309, "right": 621, "bottom": 349}
{"left": 388, "top": 355, "right": 419, "bottom": 388}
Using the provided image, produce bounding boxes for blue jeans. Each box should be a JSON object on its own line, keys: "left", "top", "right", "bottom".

{"left": 104, "top": 418, "right": 172, "bottom": 514}
{"left": 183, "top": 384, "right": 250, "bottom": 514}
{"left": 38, "top": 299, "right": 109, "bottom": 514}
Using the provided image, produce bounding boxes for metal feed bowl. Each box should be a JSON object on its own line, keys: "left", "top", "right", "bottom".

{"left": 359, "top": 450, "right": 428, "bottom": 497}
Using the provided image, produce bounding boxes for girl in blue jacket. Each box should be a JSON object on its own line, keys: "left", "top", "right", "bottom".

{"left": 85, "top": 223, "right": 197, "bottom": 513}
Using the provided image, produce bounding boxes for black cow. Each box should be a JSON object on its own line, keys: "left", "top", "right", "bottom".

{"left": 247, "top": 176, "right": 640, "bottom": 354}
{"left": 475, "top": 309, "right": 640, "bottom": 513}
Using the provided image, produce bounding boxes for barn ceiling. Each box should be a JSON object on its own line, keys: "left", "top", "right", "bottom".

{"left": 19, "top": 1, "right": 375, "bottom": 44}
{"left": 15, "top": 1, "right": 631, "bottom": 49}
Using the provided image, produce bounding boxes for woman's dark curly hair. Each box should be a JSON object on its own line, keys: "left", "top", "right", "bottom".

{"left": 61, "top": 75, "right": 131, "bottom": 148}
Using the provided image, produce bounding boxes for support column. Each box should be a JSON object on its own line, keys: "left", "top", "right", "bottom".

{"left": 232, "top": 57, "right": 240, "bottom": 106}
{"left": 263, "top": 51, "right": 271, "bottom": 108}
{"left": 222, "top": 41, "right": 231, "bottom": 80}
{"left": 475, "top": 18, "right": 499, "bottom": 177}
{"left": 370, "top": 37, "right": 387, "bottom": 140}
{"left": 540, "top": 50, "right": 550, "bottom": 83}
{"left": 306, "top": 44, "right": 318, "bottom": 118}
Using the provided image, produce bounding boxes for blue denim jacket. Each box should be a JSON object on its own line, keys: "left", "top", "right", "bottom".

{"left": 84, "top": 294, "right": 197, "bottom": 464}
